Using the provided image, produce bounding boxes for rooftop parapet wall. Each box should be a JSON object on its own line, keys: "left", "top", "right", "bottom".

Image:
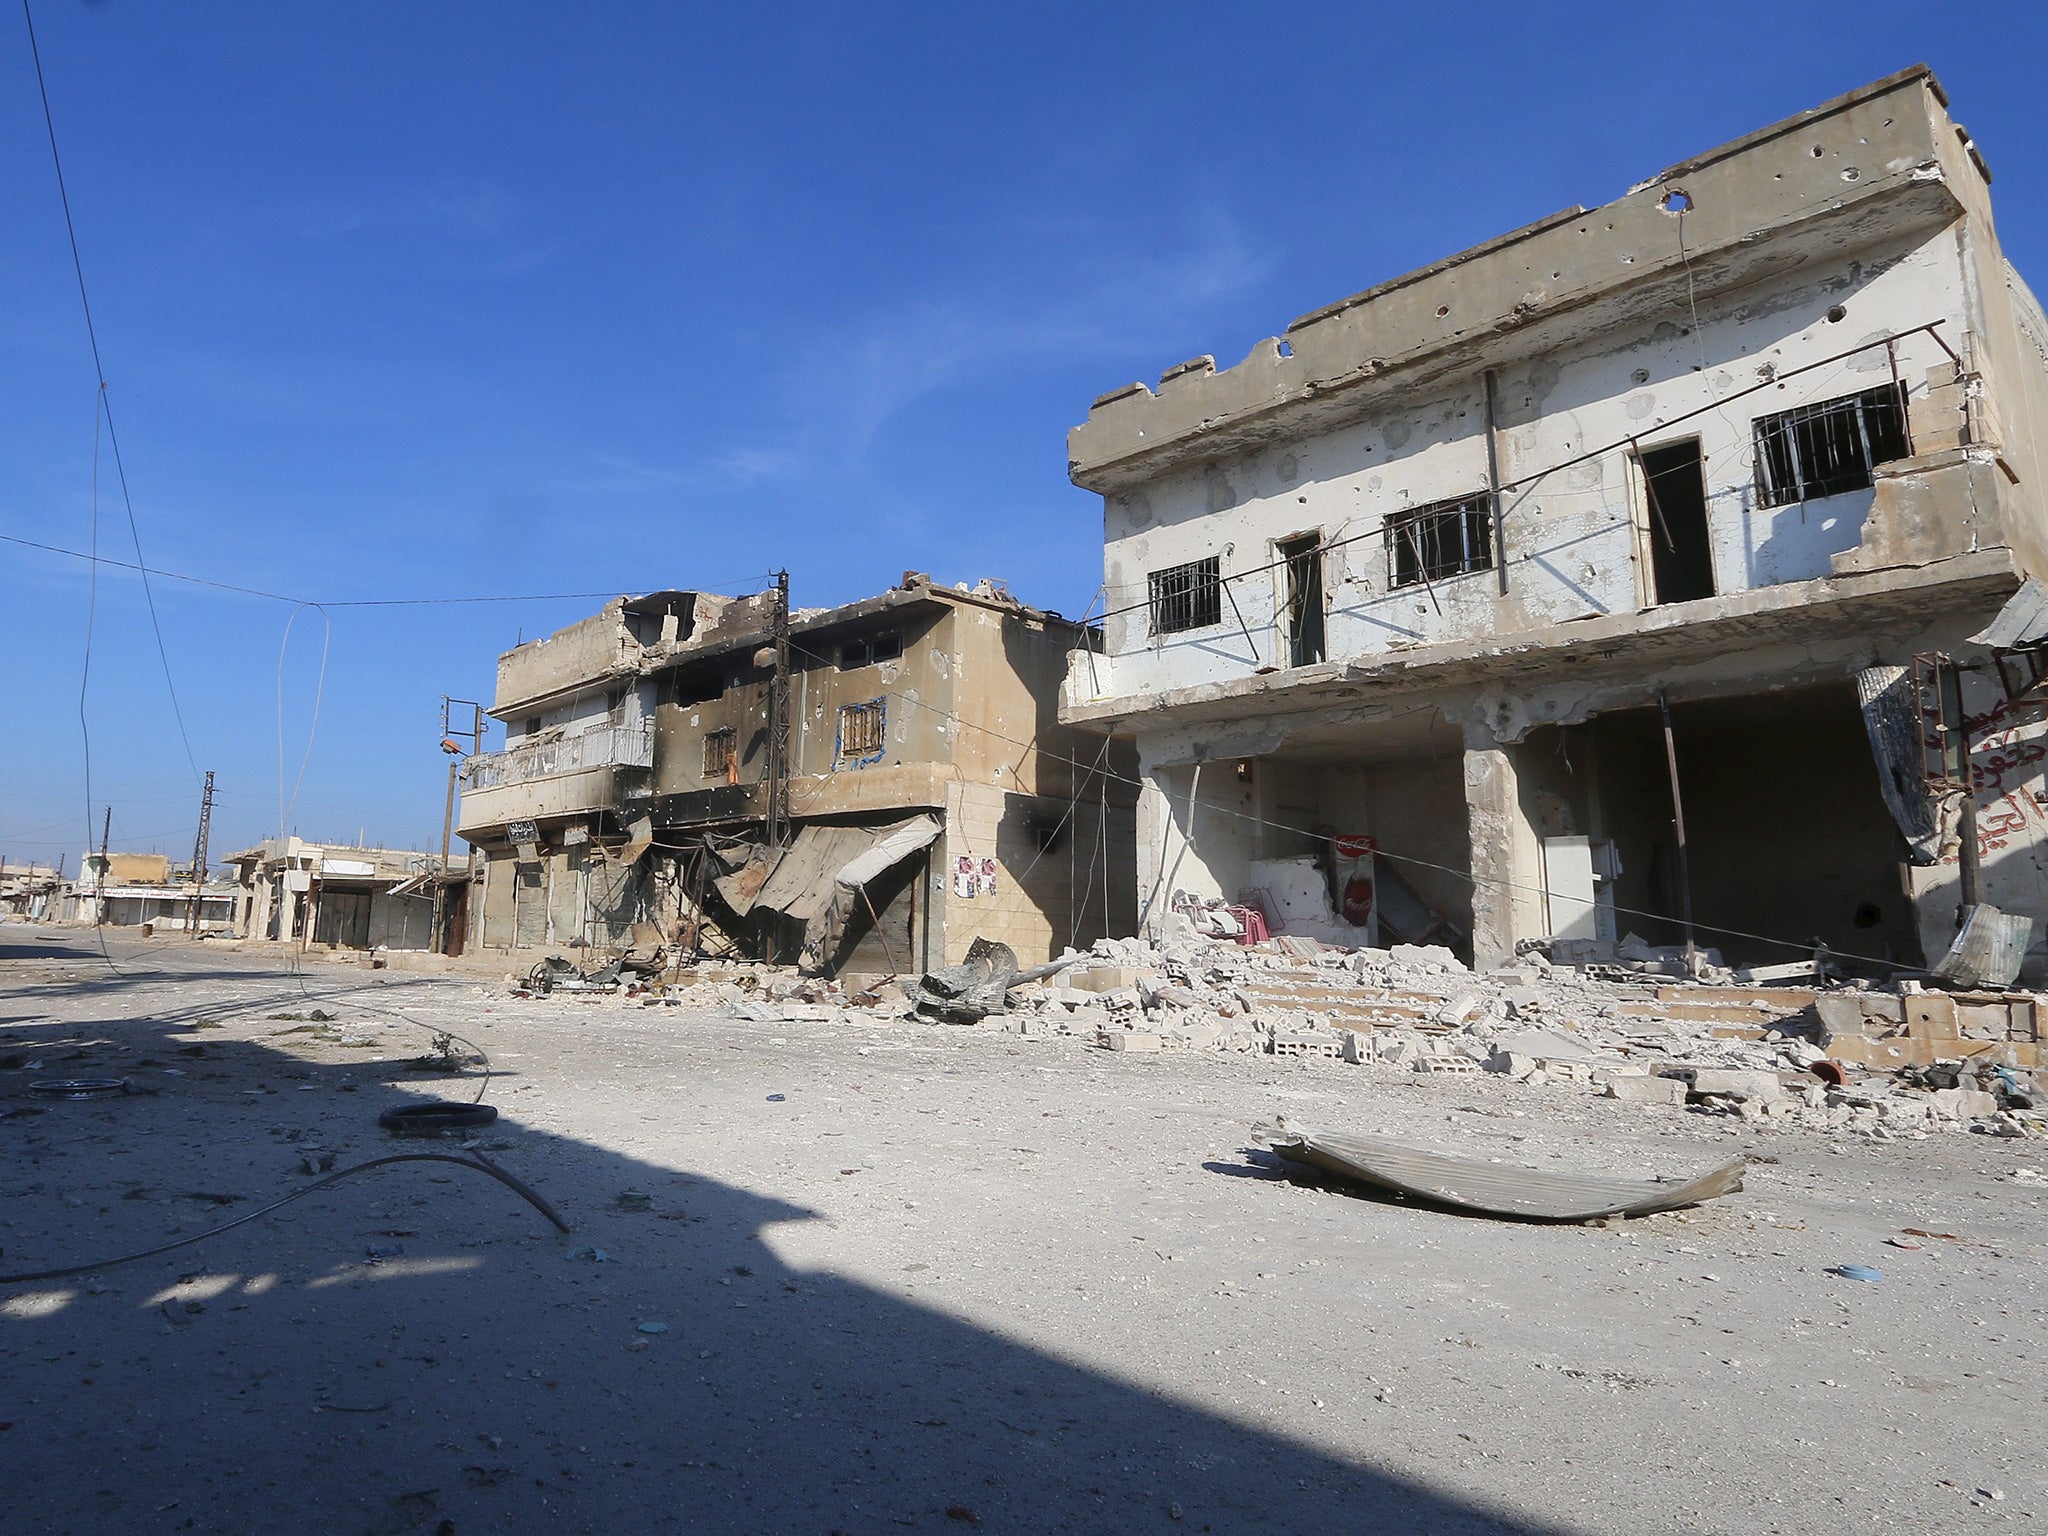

{"left": 493, "top": 600, "right": 641, "bottom": 719}
{"left": 1069, "top": 67, "right": 1978, "bottom": 493}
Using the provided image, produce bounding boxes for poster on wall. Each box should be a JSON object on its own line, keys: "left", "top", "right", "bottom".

{"left": 979, "top": 857, "right": 998, "bottom": 896}
{"left": 953, "top": 855, "right": 977, "bottom": 899}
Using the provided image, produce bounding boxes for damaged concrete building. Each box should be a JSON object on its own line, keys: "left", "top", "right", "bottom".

{"left": 1060, "top": 68, "right": 2048, "bottom": 980}
{"left": 224, "top": 839, "right": 449, "bottom": 951}
{"left": 457, "top": 575, "right": 1137, "bottom": 973}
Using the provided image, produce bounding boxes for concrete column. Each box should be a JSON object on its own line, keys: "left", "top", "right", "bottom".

{"left": 1462, "top": 727, "right": 1541, "bottom": 972}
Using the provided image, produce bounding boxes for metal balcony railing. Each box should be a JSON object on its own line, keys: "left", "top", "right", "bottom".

{"left": 462, "top": 721, "right": 654, "bottom": 790}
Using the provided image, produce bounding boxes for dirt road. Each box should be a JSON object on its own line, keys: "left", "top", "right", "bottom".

{"left": 2, "top": 926, "right": 2040, "bottom": 1533}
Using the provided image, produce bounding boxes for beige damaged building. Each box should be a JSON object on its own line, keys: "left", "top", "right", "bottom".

{"left": 456, "top": 575, "right": 1136, "bottom": 973}
{"left": 1059, "top": 68, "right": 2048, "bottom": 979}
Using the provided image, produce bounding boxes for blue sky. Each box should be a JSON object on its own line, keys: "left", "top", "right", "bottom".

{"left": 4, "top": 2, "right": 2045, "bottom": 867}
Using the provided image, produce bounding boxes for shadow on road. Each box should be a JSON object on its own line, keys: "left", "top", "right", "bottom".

{"left": 0, "top": 936, "right": 1556, "bottom": 1535}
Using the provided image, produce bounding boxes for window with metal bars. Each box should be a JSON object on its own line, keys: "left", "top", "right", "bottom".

{"left": 1386, "top": 494, "right": 1494, "bottom": 589}
{"left": 1753, "top": 382, "right": 1910, "bottom": 507}
{"left": 836, "top": 699, "right": 886, "bottom": 765}
{"left": 1147, "top": 556, "right": 1222, "bottom": 635}
{"left": 702, "top": 728, "right": 737, "bottom": 781}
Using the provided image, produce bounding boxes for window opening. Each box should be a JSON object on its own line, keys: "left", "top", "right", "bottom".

{"left": 1753, "top": 382, "right": 1910, "bottom": 507}
{"left": 1276, "top": 533, "right": 1326, "bottom": 666}
{"left": 703, "top": 727, "right": 738, "bottom": 784}
{"left": 1637, "top": 438, "right": 1716, "bottom": 605}
{"left": 1148, "top": 556, "right": 1222, "bottom": 635}
{"left": 839, "top": 630, "right": 902, "bottom": 669}
{"left": 1386, "top": 494, "right": 1494, "bottom": 589}
{"left": 836, "top": 699, "right": 887, "bottom": 766}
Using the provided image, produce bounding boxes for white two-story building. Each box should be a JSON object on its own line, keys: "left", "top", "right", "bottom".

{"left": 1060, "top": 67, "right": 2048, "bottom": 977}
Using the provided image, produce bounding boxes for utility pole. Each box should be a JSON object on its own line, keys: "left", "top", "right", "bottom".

{"left": 435, "top": 698, "right": 487, "bottom": 953}
{"left": 185, "top": 771, "right": 215, "bottom": 936}
{"left": 764, "top": 569, "right": 792, "bottom": 851}
{"left": 95, "top": 805, "right": 111, "bottom": 928}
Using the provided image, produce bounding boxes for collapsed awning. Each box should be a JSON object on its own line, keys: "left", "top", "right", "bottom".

{"left": 709, "top": 815, "right": 942, "bottom": 945}
{"left": 753, "top": 823, "right": 884, "bottom": 920}
{"left": 1855, "top": 664, "right": 1946, "bottom": 865}
{"left": 1970, "top": 577, "right": 2048, "bottom": 648}
{"left": 385, "top": 872, "right": 433, "bottom": 898}
{"left": 799, "top": 815, "right": 943, "bottom": 974}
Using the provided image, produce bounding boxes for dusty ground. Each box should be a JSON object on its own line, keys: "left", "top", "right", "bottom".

{"left": 1, "top": 924, "right": 2043, "bottom": 1535}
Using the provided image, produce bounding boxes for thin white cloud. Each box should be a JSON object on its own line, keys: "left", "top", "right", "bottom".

{"left": 716, "top": 212, "right": 1275, "bottom": 485}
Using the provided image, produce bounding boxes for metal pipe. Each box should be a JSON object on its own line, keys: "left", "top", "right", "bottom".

{"left": 1483, "top": 368, "right": 1508, "bottom": 595}
{"left": 1656, "top": 690, "right": 1700, "bottom": 972}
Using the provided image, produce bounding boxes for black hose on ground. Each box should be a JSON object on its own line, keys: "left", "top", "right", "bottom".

{"left": 0, "top": 1151, "right": 572, "bottom": 1286}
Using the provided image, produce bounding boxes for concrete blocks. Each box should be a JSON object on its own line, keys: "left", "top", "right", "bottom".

{"left": 1488, "top": 1050, "right": 1538, "bottom": 1078}
{"left": 1098, "top": 1030, "right": 1163, "bottom": 1052}
{"left": 1416, "top": 1054, "right": 1480, "bottom": 1076}
{"left": 1605, "top": 1075, "right": 1688, "bottom": 1105}
{"left": 1929, "top": 1087, "right": 2000, "bottom": 1119}
{"left": 1270, "top": 1031, "right": 1345, "bottom": 1060}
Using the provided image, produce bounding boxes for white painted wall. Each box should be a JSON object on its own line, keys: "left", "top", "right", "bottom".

{"left": 1088, "top": 226, "right": 1968, "bottom": 703}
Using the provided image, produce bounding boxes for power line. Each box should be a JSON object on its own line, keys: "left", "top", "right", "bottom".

{"left": 24, "top": 0, "right": 199, "bottom": 784}
{"left": 0, "top": 531, "right": 777, "bottom": 610}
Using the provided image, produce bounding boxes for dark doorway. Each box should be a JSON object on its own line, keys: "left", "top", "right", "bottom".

{"left": 1535, "top": 683, "right": 1920, "bottom": 968}
{"left": 1638, "top": 439, "right": 1715, "bottom": 605}
{"left": 313, "top": 888, "right": 371, "bottom": 948}
{"left": 1277, "top": 532, "right": 1326, "bottom": 666}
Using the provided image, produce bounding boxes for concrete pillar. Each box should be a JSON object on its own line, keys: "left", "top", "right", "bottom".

{"left": 1462, "top": 727, "right": 1541, "bottom": 972}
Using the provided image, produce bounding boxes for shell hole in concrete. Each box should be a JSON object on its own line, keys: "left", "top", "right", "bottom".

{"left": 1841, "top": 167, "right": 1861, "bottom": 182}
{"left": 1827, "top": 304, "right": 1848, "bottom": 323}
{"left": 1435, "top": 304, "right": 1450, "bottom": 318}
{"left": 1658, "top": 188, "right": 1694, "bottom": 214}
{"left": 1277, "top": 339, "right": 1293, "bottom": 357}
{"left": 1631, "top": 367, "right": 1651, "bottom": 384}
{"left": 1811, "top": 144, "right": 1826, "bottom": 157}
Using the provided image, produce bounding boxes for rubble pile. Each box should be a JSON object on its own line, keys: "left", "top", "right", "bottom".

{"left": 983, "top": 935, "right": 2044, "bottom": 1139}
{"left": 539, "top": 931, "right": 2043, "bottom": 1140}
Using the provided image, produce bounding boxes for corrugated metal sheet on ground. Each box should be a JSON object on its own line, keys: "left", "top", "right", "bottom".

{"left": 1257, "top": 1122, "right": 1744, "bottom": 1222}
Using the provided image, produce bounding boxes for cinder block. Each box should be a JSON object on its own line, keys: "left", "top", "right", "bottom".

{"left": 1415, "top": 1054, "right": 1480, "bottom": 1076}
{"left": 1605, "top": 1075, "right": 1687, "bottom": 1105}
{"left": 1906, "top": 995, "right": 1959, "bottom": 1038}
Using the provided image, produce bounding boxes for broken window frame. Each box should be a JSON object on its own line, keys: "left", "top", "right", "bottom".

{"left": 835, "top": 699, "right": 887, "bottom": 766}
{"left": 702, "top": 727, "right": 737, "bottom": 782}
{"left": 1385, "top": 493, "right": 1495, "bottom": 590}
{"left": 1752, "top": 382, "right": 1911, "bottom": 508}
{"left": 1274, "top": 531, "right": 1327, "bottom": 667}
{"left": 839, "top": 630, "right": 903, "bottom": 669}
{"left": 1147, "top": 556, "right": 1223, "bottom": 636}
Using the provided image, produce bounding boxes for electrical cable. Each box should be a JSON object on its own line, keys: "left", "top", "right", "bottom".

{"left": 0, "top": 1151, "right": 571, "bottom": 1287}
{"left": 276, "top": 604, "right": 332, "bottom": 840}
{"left": 1081, "top": 321, "right": 1954, "bottom": 630}
{"left": 0, "top": 531, "right": 780, "bottom": 613}
{"left": 24, "top": 1, "right": 199, "bottom": 785}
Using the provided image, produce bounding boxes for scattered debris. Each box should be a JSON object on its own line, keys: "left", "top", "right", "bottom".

{"left": 29, "top": 1078, "right": 130, "bottom": 1099}
{"left": 906, "top": 937, "right": 1020, "bottom": 1023}
{"left": 1829, "top": 1264, "right": 1883, "bottom": 1283}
